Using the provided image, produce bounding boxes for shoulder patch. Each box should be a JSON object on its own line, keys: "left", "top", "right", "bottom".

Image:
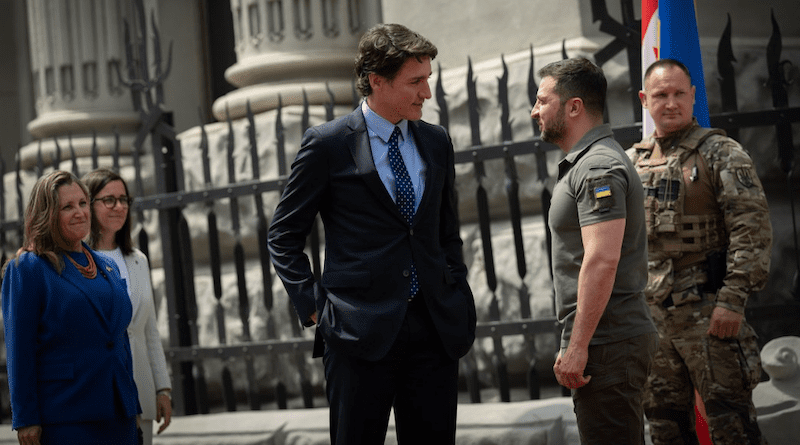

{"left": 594, "top": 184, "right": 612, "bottom": 199}
{"left": 587, "top": 175, "right": 615, "bottom": 213}
{"left": 735, "top": 166, "right": 755, "bottom": 188}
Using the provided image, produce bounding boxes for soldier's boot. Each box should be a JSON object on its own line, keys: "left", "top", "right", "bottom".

{"left": 645, "top": 407, "right": 700, "bottom": 445}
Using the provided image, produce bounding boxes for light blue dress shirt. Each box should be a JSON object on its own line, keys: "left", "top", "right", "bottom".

{"left": 362, "top": 101, "right": 426, "bottom": 212}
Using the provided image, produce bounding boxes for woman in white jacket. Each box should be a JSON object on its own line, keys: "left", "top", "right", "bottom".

{"left": 84, "top": 168, "right": 172, "bottom": 444}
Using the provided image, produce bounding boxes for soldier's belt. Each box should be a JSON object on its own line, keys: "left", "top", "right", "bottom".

{"left": 660, "top": 264, "right": 717, "bottom": 309}
{"left": 661, "top": 285, "right": 715, "bottom": 310}
{"left": 673, "top": 263, "right": 707, "bottom": 288}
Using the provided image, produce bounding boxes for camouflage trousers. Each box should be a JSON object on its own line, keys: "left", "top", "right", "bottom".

{"left": 644, "top": 299, "right": 767, "bottom": 445}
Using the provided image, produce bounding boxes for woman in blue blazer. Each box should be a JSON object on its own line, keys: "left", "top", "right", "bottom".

{"left": 2, "top": 171, "right": 140, "bottom": 444}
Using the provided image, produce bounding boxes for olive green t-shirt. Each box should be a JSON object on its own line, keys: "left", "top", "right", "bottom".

{"left": 549, "top": 124, "right": 656, "bottom": 349}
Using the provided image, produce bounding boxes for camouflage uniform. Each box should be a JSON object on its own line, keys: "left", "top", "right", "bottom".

{"left": 628, "top": 118, "right": 772, "bottom": 445}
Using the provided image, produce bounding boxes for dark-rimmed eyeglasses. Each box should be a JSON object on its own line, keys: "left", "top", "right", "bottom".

{"left": 93, "top": 195, "right": 133, "bottom": 209}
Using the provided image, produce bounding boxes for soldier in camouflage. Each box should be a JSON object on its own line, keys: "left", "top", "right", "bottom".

{"left": 628, "top": 58, "right": 772, "bottom": 444}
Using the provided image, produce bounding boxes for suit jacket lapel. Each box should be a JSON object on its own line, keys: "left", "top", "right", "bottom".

{"left": 97, "top": 252, "right": 131, "bottom": 335}
{"left": 347, "top": 109, "right": 408, "bottom": 222}
{"left": 408, "top": 121, "right": 443, "bottom": 222}
{"left": 60, "top": 248, "right": 130, "bottom": 334}
{"left": 60, "top": 253, "right": 110, "bottom": 331}
{"left": 123, "top": 254, "right": 140, "bottom": 318}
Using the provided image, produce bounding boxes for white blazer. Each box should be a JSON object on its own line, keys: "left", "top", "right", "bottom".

{"left": 124, "top": 248, "right": 171, "bottom": 421}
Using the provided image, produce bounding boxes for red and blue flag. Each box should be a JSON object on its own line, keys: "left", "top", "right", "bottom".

{"left": 642, "top": 0, "right": 710, "bottom": 134}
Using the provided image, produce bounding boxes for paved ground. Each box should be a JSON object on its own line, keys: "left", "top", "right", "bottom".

{"left": 0, "top": 397, "right": 582, "bottom": 445}
{"left": 0, "top": 386, "right": 794, "bottom": 443}
{"left": 148, "top": 397, "right": 581, "bottom": 445}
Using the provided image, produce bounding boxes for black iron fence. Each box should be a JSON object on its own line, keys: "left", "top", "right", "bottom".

{"left": 2, "top": 0, "right": 800, "bottom": 419}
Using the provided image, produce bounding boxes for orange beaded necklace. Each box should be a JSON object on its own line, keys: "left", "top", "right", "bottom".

{"left": 66, "top": 245, "right": 97, "bottom": 279}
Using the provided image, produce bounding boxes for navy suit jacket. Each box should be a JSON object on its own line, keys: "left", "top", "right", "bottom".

{"left": 2, "top": 244, "right": 140, "bottom": 429}
{"left": 268, "top": 107, "right": 476, "bottom": 361}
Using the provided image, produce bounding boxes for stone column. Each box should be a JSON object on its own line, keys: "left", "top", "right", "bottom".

{"left": 19, "top": 0, "right": 155, "bottom": 170}
{"left": 213, "top": 0, "right": 381, "bottom": 121}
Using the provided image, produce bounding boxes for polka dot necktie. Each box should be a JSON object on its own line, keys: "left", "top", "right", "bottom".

{"left": 387, "top": 126, "right": 419, "bottom": 299}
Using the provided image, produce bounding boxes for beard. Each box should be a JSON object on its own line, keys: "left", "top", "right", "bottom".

{"left": 540, "top": 105, "right": 566, "bottom": 145}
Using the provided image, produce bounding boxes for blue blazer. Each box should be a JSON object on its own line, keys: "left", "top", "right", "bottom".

{"left": 2, "top": 243, "right": 140, "bottom": 429}
{"left": 268, "top": 107, "right": 477, "bottom": 361}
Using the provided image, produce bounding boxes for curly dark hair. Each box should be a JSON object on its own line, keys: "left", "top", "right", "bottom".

{"left": 354, "top": 23, "right": 438, "bottom": 97}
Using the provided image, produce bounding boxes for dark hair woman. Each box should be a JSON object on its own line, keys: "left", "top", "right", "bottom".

{"left": 83, "top": 167, "right": 172, "bottom": 443}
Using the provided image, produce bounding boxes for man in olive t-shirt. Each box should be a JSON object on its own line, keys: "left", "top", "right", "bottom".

{"left": 532, "top": 57, "right": 658, "bottom": 444}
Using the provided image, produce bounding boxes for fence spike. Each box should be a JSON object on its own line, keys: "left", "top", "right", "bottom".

{"left": 52, "top": 137, "right": 61, "bottom": 171}
{"left": 274, "top": 96, "right": 285, "bottom": 178}
{"left": 91, "top": 130, "right": 99, "bottom": 170}
{"left": 247, "top": 100, "right": 261, "bottom": 179}
{"left": 767, "top": 10, "right": 791, "bottom": 108}
{"left": 0, "top": 152, "right": 5, "bottom": 264}
{"left": 717, "top": 14, "right": 740, "bottom": 142}
{"left": 200, "top": 105, "right": 224, "bottom": 347}
{"left": 466, "top": 57, "right": 481, "bottom": 147}
{"left": 69, "top": 133, "right": 79, "bottom": 178}
{"left": 249, "top": 98, "right": 277, "bottom": 318}
{"left": 257, "top": 209, "right": 273, "bottom": 312}
{"left": 717, "top": 14, "right": 737, "bottom": 109}
{"left": 302, "top": 88, "right": 310, "bottom": 134}
{"left": 764, "top": 9, "right": 799, "bottom": 298}
{"left": 436, "top": 63, "right": 449, "bottom": 132}
{"left": 0, "top": 153, "right": 5, "bottom": 222}
{"left": 499, "top": 55, "right": 513, "bottom": 142}
{"left": 226, "top": 105, "right": 236, "bottom": 184}
{"left": 528, "top": 45, "right": 540, "bottom": 138}
{"left": 15, "top": 151, "right": 23, "bottom": 244}
{"left": 199, "top": 109, "right": 212, "bottom": 186}
{"left": 325, "top": 82, "right": 335, "bottom": 121}
{"left": 129, "top": 126, "right": 144, "bottom": 205}
{"left": 224, "top": 105, "right": 243, "bottom": 235}
{"left": 766, "top": 10, "right": 793, "bottom": 174}
{"left": 207, "top": 210, "right": 225, "bottom": 343}
{"left": 36, "top": 140, "right": 44, "bottom": 177}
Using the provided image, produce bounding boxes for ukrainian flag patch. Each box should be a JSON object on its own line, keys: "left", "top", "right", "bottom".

{"left": 594, "top": 185, "right": 612, "bottom": 199}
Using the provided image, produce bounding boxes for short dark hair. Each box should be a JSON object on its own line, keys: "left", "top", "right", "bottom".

{"left": 82, "top": 168, "right": 134, "bottom": 255}
{"left": 537, "top": 57, "right": 607, "bottom": 117}
{"left": 643, "top": 58, "right": 692, "bottom": 86}
{"left": 354, "top": 23, "right": 438, "bottom": 97}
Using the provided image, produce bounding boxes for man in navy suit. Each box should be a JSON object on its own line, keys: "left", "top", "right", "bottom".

{"left": 268, "top": 23, "right": 476, "bottom": 444}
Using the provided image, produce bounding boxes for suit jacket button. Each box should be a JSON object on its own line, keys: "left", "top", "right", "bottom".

{"left": 106, "top": 341, "right": 114, "bottom": 349}
{"left": 402, "top": 269, "right": 410, "bottom": 277}
{"left": 409, "top": 228, "right": 414, "bottom": 236}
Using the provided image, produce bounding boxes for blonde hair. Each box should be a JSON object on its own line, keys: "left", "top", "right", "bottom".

{"left": 4, "top": 171, "right": 89, "bottom": 275}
